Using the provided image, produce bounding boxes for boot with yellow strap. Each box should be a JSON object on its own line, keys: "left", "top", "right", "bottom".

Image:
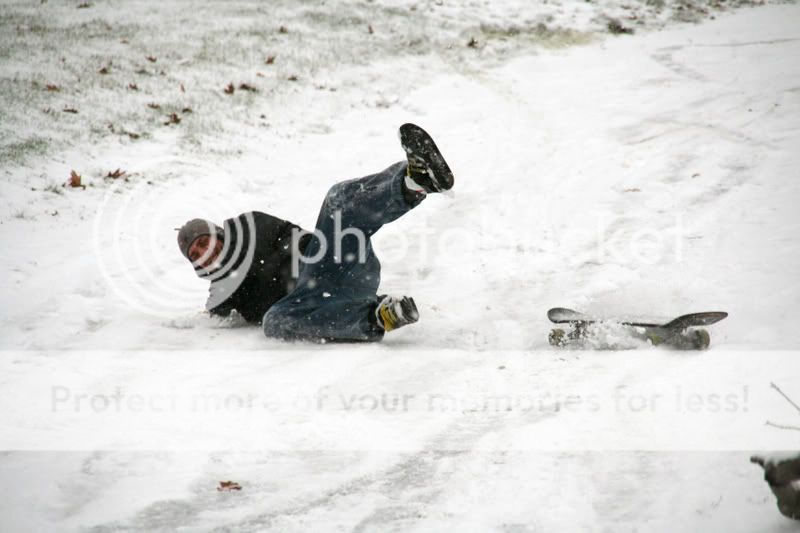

{"left": 375, "top": 295, "right": 419, "bottom": 332}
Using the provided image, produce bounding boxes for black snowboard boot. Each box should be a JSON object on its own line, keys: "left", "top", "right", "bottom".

{"left": 375, "top": 295, "right": 419, "bottom": 332}
{"left": 399, "top": 123, "right": 455, "bottom": 194}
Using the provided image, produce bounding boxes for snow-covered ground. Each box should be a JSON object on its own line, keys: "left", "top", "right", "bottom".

{"left": 2, "top": 0, "right": 800, "bottom": 531}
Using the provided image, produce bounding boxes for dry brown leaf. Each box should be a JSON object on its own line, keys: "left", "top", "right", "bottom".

{"left": 164, "top": 113, "right": 181, "bottom": 125}
{"left": 106, "top": 168, "right": 126, "bottom": 179}
{"left": 287, "top": 75, "right": 298, "bottom": 82}
{"left": 147, "top": 103, "right": 161, "bottom": 110}
{"left": 69, "top": 170, "right": 83, "bottom": 188}
{"left": 224, "top": 83, "right": 235, "bottom": 95}
{"left": 265, "top": 55, "right": 276, "bottom": 65}
{"left": 146, "top": 56, "right": 157, "bottom": 63}
{"left": 45, "top": 84, "right": 60, "bottom": 92}
{"left": 98, "top": 66, "right": 110, "bottom": 75}
{"left": 128, "top": 82, "right": 138, "bottom": 90}
{"left": 217, "top": 481, "right": 242, "bottom": 492}
{"left": 238, "top": 82, "right": 257, "bottom": 92}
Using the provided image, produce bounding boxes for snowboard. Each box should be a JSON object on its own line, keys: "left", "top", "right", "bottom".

{"left": 547, "top": 307, "right": 728, "bottom": 350}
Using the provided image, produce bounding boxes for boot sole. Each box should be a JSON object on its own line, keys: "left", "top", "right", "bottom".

{"left": 399, "top": 123, "right": 455, "bottom": 191}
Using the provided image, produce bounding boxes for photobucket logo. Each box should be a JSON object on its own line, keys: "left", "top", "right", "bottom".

{"left": 289, "top": 210, "right": 478, "bottom": 277}
{"left": 289, "top": 207, "right": 688, "bottom": 276}
{"left": 595, "top": 212, "right": 685, "bottom": 265}
{"left": 93, "top": 171, "right": 257, "bottom": 318}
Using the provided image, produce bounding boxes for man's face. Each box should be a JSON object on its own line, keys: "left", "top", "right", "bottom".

{"left": 187, "top": 234, "right": 224, "bottom": 270}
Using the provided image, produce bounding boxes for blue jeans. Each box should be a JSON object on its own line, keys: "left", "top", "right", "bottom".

{"left": 263, "top": 162, "right": 422, "bottom": 341}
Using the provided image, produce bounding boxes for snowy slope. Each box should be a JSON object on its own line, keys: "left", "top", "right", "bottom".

{"left": 2, "top": 1, "right": 800, "bottom": 531}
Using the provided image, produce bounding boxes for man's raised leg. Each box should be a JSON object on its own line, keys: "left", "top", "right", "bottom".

{"left": 263, "top": 124, "right": 454, "bottom": 341}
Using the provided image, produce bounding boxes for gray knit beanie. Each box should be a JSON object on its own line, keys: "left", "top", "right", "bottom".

{"left": 177, "top": 218, "right": 223, "bottom": 259}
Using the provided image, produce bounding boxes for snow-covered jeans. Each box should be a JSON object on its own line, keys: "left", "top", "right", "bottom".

{"left": 262, "top": 162, "right": 422, "bottom": 342}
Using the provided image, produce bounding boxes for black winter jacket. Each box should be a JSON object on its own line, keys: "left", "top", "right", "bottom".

{"left": 200, "top": 211, "right": 311, "bottom": 324}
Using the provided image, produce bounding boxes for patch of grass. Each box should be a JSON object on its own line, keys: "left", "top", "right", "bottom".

{"left": 478, "top": 23, "right": 593, "bottom": 49}
{"left": 0, "top": 137, "right": 49, "bottom": 165}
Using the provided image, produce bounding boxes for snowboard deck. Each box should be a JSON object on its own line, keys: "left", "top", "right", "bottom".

{"left": 547, "top": 307, "right": 728, "bottom": 350}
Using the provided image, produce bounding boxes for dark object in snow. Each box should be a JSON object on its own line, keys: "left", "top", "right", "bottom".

{"left": 164, "top": 113, "right": 181, "bottom": 125}
{"left": 62, "top": 107, "right": 78, "bottom": 114}
{"left": 128, "top": 82, "right": 138, "bottom": 91}
{"left": 45, "top": 84, "right": 60, "bottom": 92}
{"left": 547, "top": 307, "right": 728, "bottom": 350}
{"left": 467, "top": 37, "right": 479, "bottom": 48}
{"left": 98, "top": 66, "right": 110, "bottom": 75}
{"left": 607, "top": 19, "right": 634, "bottom": 35}
{"left": 238, "top": 83, "right": 257, "bottom": 92}
{"left": 278, "top": 26, "right": 288, "bottom": 34}
{"left": 224, "top": 83, "right": 235, "bottom": 95}
{"left": 146, "top": 55, "right": 157, "bottom": 63}
{"left": 217, "top": 481, "right": 242, "bottom": 492}
{"left": 77, "top": 2, "right": 92, "bottom": 8}
{"left": 181, "top": 107, "right": 192, "bottom": 114}
{"left": 287, "top": 75, "right": 298, "bottom": 82}
{"left": 147, "top": 103, "right": 161, "bottom": 110}
{"left": 368, "top": 24, "right": 374, "bottom": 34}
{"left": 752, "top": 454, "right": 800, "bottom": 520}
{"left": 265, "top": 55, "right": 276, "bottom": 65}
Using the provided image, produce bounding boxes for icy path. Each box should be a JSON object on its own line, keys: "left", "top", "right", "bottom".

{"left": 1, "top": 3, "right": 800, "bottom": 532}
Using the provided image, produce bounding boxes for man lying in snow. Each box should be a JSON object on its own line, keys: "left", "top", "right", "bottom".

{"left": 176, "top": 123, "right": 454, "bottom": 342}
{"left": 752, "top": 453, "right": 800, "bottom": 520}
